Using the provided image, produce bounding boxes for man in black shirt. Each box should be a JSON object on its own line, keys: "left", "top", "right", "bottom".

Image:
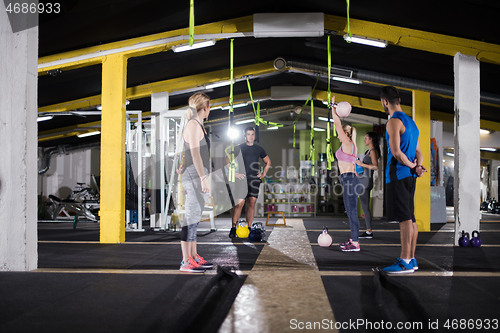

{"left": 229, "top": 127, "right": 271, "bottom": 237}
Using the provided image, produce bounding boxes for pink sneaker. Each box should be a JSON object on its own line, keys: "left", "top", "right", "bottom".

{"left": 179, "top": 256, "right": 205, "bottom": 273}
{"left": 341, "top": 242, "right": 360, "bottom": 252}
{"left": 339, "top": 239, "right": 352, "bottom": 249}
{"left": 195, "top": 255, "right": 214, "bottom": 269}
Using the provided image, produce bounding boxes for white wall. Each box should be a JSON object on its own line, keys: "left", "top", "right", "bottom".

{"left": 39, "top": 150, "right": 93, "bottom": 200}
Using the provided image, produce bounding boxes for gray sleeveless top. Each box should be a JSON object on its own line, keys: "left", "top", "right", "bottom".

{"left": 360, "top": 148, "right": 374, "bottom": 189}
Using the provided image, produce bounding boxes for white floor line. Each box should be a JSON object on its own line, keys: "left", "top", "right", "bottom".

{"left": 32, "top": 268, "right": 251, "bottom": 275}
{"left": 37, "top": 240, "right": 265, "bottom": 246}
{"left": 318, "top": 271, "right": 500, "bottom": 277}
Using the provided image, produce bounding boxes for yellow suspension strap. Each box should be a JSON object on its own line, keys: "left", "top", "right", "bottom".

{"left": 228, "top": 39, "right": 236, "bottom": 182}
{"left": 326, "top": 35, "right": 335, "bottom": 170}
{"left": 255, "top": 101, "right": 260, "bottom": 142}
{"left": 310, "top": 99, "right": 315, "bottom": 177}
{"left": 247, "top": 78, "right": 283, "bottom": 130}
{"left": 292, "top": 76, "right": 319, "bottom": 148}
{"left": 247, "top": 78, "right": 260, "bottom": 142}
{"left": 345, "top": 0, "right": 352, "bottom": 41}
{"left": 189, "top": 0, "right": 195, "bottom": 46}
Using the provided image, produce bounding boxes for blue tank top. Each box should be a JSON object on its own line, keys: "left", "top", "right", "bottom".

{"left": 385, "top": 111, "right": 419, "bottom": 183}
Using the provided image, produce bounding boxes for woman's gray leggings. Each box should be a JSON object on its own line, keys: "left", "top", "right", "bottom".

{"left": 181, "top": 165, "right": 209, "bottom": 242}
{"left": 359, "top": 184, "right": 373, "bottom": 230}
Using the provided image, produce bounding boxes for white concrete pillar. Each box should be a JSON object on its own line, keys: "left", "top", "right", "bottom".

{"left": 0, "top": 5, "right": 38, "bottom": 270}
{"left": 453, "top": 53, "right": 481, "bottom": 245}
{"left": 149, "top": 92, "right": 169, "bottom": 229}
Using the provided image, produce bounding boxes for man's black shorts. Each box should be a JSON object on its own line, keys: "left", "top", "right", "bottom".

{"left": 386, "top": 176, "right": 416, "bottom": 222}
{"left": 247, "top": 178, "right": 262, "bottom": 198}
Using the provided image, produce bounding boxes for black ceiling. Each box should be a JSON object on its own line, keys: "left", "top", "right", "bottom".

{"left": 36, "top": 0, "right": 500, "bottom": 147}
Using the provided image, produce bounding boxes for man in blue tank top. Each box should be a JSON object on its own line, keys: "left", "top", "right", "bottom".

{"left": 381, "top": 86, "right": 427, "bottom": 274}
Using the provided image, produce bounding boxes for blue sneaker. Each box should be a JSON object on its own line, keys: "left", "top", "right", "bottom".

{"left": 383, "top": 258, "right": 414, "bottom": 274}
{"left": 411, "top": 258, "right": 418, "bottom": 271}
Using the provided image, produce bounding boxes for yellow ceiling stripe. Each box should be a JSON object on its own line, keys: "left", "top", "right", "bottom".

{"left": 324, "top": 14, "right": 500, "bottom": 65}
{"left": 38, "top": 16, "right": 253, "bottom": 74}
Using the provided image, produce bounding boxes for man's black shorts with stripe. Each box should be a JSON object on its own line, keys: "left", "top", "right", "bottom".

{"left": 386, "top": 176, "right": 416, "bottom": 222}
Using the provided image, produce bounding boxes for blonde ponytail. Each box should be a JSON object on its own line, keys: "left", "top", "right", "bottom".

{"left": 351, "top": 126, "right": 357, "bottom": 155}
{"left": 187, "top": 92, "right": 210, "bottom": 119}
{"left": 342, "top": 124, "right": 357, "bottom": 154}
{"left": 186, "top": 106, "right": 198, "bottom": 119}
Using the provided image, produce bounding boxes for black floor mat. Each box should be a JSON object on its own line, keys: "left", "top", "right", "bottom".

{"left": 0, "top": 267, "right": 244, "bottom": 333}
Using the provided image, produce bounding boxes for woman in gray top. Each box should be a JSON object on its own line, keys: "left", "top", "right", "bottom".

{"left": 356, "top": 132, "right": 380, "bottom": 239}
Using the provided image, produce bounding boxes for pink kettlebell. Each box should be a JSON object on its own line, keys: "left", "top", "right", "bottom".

{"left": 318, "top": 226, "right": 333, "bottom": 247}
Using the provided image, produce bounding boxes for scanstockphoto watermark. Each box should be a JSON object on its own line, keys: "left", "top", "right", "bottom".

{"left": 290, "top": 318, "right": 499, "bottom": 331}
{"left": 2, "top": 1, "right": 62, "bottom": 33}
{"left": 290, "top": 318, "right": 424, "bottom": 330}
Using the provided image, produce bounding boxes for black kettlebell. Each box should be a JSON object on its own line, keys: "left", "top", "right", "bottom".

{"left": 459, "top": 231, "right": 470, "bottom": 247}
{"left": 470, "top": 230, "right": 482, "bottom": 248}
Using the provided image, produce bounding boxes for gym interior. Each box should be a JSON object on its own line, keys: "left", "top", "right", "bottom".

{"left": 1, "top": 1, "right": 500, "bottom": 332}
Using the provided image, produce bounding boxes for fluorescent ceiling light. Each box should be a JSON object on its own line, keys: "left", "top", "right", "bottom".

{"left": 480, "top": 147, "right": 497, "bottom": 152}
{"left": 313, "top": 128, "right": 326, "bottom": 132}
{"left": 267, "top": 126, "right": 279, "bottom": 130}
{"left": 37, "top": 115, "right": 53, "bottom": 122}
{"left": 318, "top": 117, "right": 334, "bottom": 123}
{"left": 172, "top": 40, "right": 216, "bottom": 53}
{"left": 77, "top": 131, "right": 101, "bottom": 138}
{"left": 331, "top": 76, "right": 361, "bottom": 84}
{"left": 343, "top": 35, "right": 388, "bottom": 48}
{"left": 205, "top": 81, "right": 232, "bottom": 89}
{"left": 480, "top": 129, "right": 491, "bottom": 134}
{"left": 235, "top": 118, "right": 255, "bottom": 125}
{"left": 445, "top": 152, "right": 454, "bottom": 157}
{"left": 221, "top": 103, "right": 248, "bottom": 110}
{"left": 96, "top": 105, "right": 102, "bottom": 111}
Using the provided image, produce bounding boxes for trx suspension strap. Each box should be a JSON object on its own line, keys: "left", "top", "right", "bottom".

{"left": 189, "top": 0, "right": 194, "bottom": 46}
{"left": 326, "top": 35, "right": 335, "bottom": 170}
{"left": 247, "top": 78, "right": 284, "bottom": 130}
{"left": 247, "top": 78, "right": 259, "bottom": 142}
{"left": 292, "top": 76, "right": 319, "bottom": 148}
{"left": 228, "top": 39, "right": 236, "bottom": 183}
{"left": 345, "top": 0, "right": 352, "bottom": 41}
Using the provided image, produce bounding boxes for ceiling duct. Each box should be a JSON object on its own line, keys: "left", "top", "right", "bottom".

{"left": 254, "top": 13, "right": 324, "bottom": 38}
{"left": 283, "top": 58, "right": 500, "bottom": 105}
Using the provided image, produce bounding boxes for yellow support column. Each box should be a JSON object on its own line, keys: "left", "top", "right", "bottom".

{"left": 412, "top": 90, "right": 431, "bottom": 232}
{"left": 100, "top": 54, "right": 128, "bottom": 243}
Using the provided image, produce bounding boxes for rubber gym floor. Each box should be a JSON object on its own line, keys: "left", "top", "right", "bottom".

{"left": 1, "top": 212, "right": 499, "bottom": 333}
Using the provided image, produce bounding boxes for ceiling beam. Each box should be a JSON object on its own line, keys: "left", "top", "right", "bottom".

{"left": 480, "top": 150, "right": 500, "bottom": 161}
{"left": 38, "top": 17, "right": 253, "bottom": 74}
{"left": 324, "top": 15, "right": 500, "bottom": 65}
{"left": 38, "top": 13, "right": 500, "bottom": 75}
{"left": 38, "top": 61, "right": 279, "bottom": 113}
{"left": 40, "top": 85, "right": 500, "bottom": 141}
